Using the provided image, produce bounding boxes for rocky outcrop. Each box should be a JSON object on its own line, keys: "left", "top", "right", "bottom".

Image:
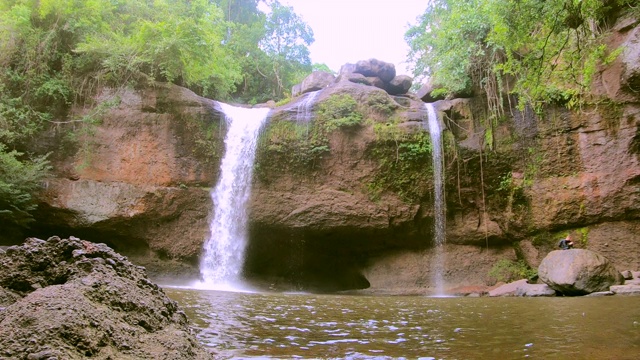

{"left": 538, "top": 249, "right": 624, "bottom": 295}
{"left": 0, "top": 236, "right": 212, "bottom": 359}
{"left": 302, "top": 58, "right": 413, "bottom": 96}
{"left": 593, "top": 16, "right": 640, "bottom": 102}
{"left": 20, "top": 84, "right": 227, "bottom": 278}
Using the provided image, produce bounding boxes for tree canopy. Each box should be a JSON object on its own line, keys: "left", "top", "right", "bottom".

{"left": 0, "top": 0, "right": 315, "bottom": 227}
{"left": 406, "top": 0, "right": 635, "bottom": 113}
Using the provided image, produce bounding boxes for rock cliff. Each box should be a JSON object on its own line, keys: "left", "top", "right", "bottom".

{"left": 3, "top": 17, "right": 639, "bottom": 294}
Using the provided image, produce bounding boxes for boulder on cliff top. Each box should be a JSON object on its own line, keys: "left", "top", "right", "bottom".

{"left": 355, "top": 59, "right": 396, "bottom": 82}
{"left": 386, "top": 75, "right": 413, "bottom": 95}
{"left": 538, "top": 249, "right": 624, "bottom": 296}
{"left": 298, "top": 71, "right": 336, "bottom": 96}
{"left": 0, "top": 236, "right": 213, "bottom": 359}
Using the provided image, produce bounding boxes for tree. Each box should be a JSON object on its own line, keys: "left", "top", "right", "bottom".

{"left": 406, "top": 0, "right": 634, "bottom": 113}
{"left": 260, "top": 0, "right": 314, "bottom": 99}
{"left": 0, "top": 145, "right": 50, "bottom": 227}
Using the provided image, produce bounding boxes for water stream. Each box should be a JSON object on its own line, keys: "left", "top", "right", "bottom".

{"left": 296, "top": 90, "right": 320, "bottom": 123}
{"left": 425, "top": 103, "right": 446, "bottom": 294}
{"left": 199, "top": 103, "right": 270, "bottom": 290}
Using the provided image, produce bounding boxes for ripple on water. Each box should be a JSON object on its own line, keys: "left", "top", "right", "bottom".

{"left": 165, "top": 289, "right": 640, "bottom": 360}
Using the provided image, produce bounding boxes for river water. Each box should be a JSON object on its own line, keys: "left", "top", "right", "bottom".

{"left": 165, "top": 289, "right": 640, "bottom": 359}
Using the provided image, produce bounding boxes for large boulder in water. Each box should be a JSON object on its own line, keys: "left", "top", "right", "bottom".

{"left": 538, "top": 249, "right": 624, "bottom": 295}
{"left": 0, "top": 236, "right": 213, "bottom": 359}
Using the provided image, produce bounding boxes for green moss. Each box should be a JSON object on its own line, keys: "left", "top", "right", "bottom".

{"left": 366, "top": 120, "right": 433, "bottom": 203}
{"left": 575, "top": 227, "right": 589, "bottom": 247}
{"left": 365, "top": 91, "right": 398, "bottom": 116}
{"left": 254, "top": 94, "right": 366, "bottom": 179}
{"left": 318, "top": 94, "right": 363, "bottom": 131}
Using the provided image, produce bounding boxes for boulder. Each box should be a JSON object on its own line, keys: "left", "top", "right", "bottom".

{"left": 292, "top": 83, "right": 302, "bottom": 97}
{"left": 355, "top": 59, "right": 396, "bottom": 82}
{"left": 336, "top": 71, "right": 370, "bottom": 84}
{"left": 365, "top": 76, "right": 385, "bottom": 89}
{"left": 610, "top": 284, "right": 640, "bottom": 295}
{"left": 0, "top": 236, "right": 213, "bottom": 359}
{"left": 299, "top": 71, "right": 336, "bottom": 95}
{"left": 416, "top": 81, "right": 446, "bottom": 102}
{"left": 488, "top": 279, "right": 556, "bottom": 297}
{"left": 538, "top": 249, "right": 624, "bottom": 295}
{"left": 386, "top": 75, "right": 413, "bottom": 95}
{"left": 338, "top": 63, "right": 357, "bottom": 77}
{"left": 621, "top": 270, "right": 633, "bottom": 280}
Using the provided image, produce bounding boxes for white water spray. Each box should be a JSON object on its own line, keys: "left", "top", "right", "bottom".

{"left": 425, "top": 103, "right": 446, "bottom": 295}
{"left": 199, "top": 103, "right": 270, "bottom": 291}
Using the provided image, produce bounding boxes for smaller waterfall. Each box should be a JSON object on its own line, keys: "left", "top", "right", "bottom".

{"left": 295, "top": 90, "right": 320, "bottom": 123}
{"left": 425, "top": 103, "right": 446, "bottom": 295}
{"left": 199, "top": 103, "right": 270, "bottom": 291}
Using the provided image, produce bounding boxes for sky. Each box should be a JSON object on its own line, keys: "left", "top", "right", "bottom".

{"left": 274, "top": 0, "right": 428, "bottom": 76}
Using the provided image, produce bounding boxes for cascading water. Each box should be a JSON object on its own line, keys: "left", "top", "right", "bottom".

{"left": 199, "top": 103, "right": 270, "bottom": 290}
{"left": 424, "top": 103, "right": 446, "bottom": 295}
{"left": 295, "top": 90, "right": 320, "bottom": 123}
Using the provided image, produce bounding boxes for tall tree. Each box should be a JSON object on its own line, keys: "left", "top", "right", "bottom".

{"left": 260, "top": 0, "right": 314, "bottom": 99}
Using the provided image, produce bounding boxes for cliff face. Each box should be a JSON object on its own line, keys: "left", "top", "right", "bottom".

{"left": 8, "top": 18, "right": 640, "bottom": 293}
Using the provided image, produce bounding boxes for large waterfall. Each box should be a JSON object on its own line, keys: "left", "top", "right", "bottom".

{"left": 425, "top": 103, "right": 446, "bottom": 295}
{"left": 200, "top": 103, "right": 270, "bottom": 290}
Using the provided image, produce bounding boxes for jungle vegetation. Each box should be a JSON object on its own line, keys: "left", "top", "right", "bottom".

{"left": 0, "top": 0, "right": 315, "bottom": 226}
{"left": 406, "top": 0, "right": 637, "bottom": 115}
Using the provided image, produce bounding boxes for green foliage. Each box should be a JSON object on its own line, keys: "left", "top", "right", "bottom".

{"left": 367, "top": 122, "right": 433, "bottom": 202}
{"left": 0, "top": 145, "right": 51, "bottom": 226}
{"left": 488, "top": 259, "right": 537, "bottom": 283}
{"left": 575, "top": 227, "right": 590, "bottom": 247}
{"left": 312, "top": 63, "right": 335, "bottom": 74}
{"left": 317, "top": 94, "right": 363, "bottom": 131}
{"left": 255, "top": 119, "right": 329, "bottom": 178}
{"left": 406, "top": 0, "right": 634, "bottom": 112}
{"left": 255, "top": 94, "right": 364, "bottom": 178}
{"left": 366, "top": 91, "right": 398, "bottom": 116}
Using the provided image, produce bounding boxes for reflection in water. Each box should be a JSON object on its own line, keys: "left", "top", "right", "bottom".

{"left": 166, "top": 289, "right": 640, "bottom": 359}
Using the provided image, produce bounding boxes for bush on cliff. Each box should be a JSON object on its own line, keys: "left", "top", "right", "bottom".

{"left": 0, "top": 145, "right": 50, "bottom": 227}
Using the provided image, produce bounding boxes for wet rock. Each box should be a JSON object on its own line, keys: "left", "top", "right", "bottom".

{"left": 585, "top": 291, "right": 615, "bottom": 297}
{"left": 610, "top": 284, "right": 640, "bottom": 295}
{"left": 0, "top": 236, "right": 213, "bottom": 359}
{"left": 488, "top": 279, "right": 556, "bottom": 297}
{"left": 538, "top": 249, "right": 624, "bottom": 295}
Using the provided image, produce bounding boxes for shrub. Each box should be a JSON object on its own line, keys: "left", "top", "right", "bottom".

{"left": 488, "top": 259, "right": 537, "bottom": 283}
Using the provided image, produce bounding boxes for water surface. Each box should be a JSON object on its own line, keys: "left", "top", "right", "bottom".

{"left": 165, "top": 289, "right": 640, "bottom": 359}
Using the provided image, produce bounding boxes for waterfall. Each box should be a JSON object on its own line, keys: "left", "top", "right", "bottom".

{"left": 200, "top": 103, "right": 270, "bottom": 290}
{"left": 424, "top": 103, "right": 446, "bottom": 295}
{"left": 295, "top": 90, "right": 320, "bottom": 123}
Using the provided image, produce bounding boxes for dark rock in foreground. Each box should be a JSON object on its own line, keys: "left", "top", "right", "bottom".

{"left": 538, "top": 249, "right": 624, "bottom": 296}
{"left": 0, "top": 236, "right": 213, "bottom": 360}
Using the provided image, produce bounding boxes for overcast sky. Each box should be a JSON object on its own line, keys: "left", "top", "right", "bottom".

{"left": 275, "top": 0, "right": 428, "bottom": 76}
